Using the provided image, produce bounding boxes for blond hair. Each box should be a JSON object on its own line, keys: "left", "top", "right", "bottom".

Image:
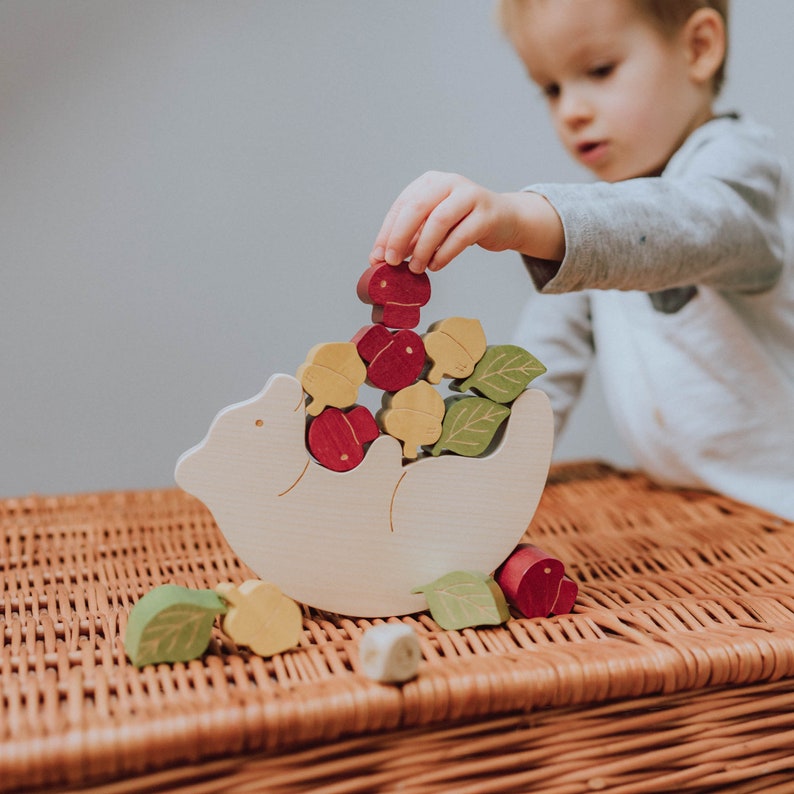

{"left": 496, "top": 0, "right": 729, "bottom": 94}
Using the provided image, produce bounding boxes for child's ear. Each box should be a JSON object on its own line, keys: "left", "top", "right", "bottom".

{"left": 683, "top": 8, "right": 726, "bottom": 86}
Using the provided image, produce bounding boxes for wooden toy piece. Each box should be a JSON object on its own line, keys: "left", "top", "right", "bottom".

{"left": 175, "top": 373, "right": 553, "bottom": 617}
{"left": 452, "top": 344, "right": 547, "bottom": 404}
{"left": 359, "top": 623, "right": 421, "bottom": 683}
{"left": 377, "top": 380, "right": 445, "bottom": 459}
{"left": 215, "top": 580, "right": 303, "bottom": 657}
{"left": 351, "top": 324, "right": 426, "bottom": 392}
{"left": 357, "top": 261, "right": 431, "bottom": 329}
{"left": 553, "top": 576, "right": 579, "bottom": 615}
{"left": 307, "top": 405, "right": 380, "bottom": 471}
{"left": 494, "top": 544, "right": 576, "bottom": 618}
{"left": 296, "top": 341, "right": 367, "bottom": 416}
{"left": 423, "top": 317, "right": 487, "bottom": 384}
{"left": 124, "top": 584, "right": 227, "bottom": 667}
{"left": 412, "top": 571, "right": 510, "bottom": 631}
{"left": 429, "top": 396, "right": 511, "bottom": 457}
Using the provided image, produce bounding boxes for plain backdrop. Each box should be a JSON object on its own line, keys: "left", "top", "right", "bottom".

{"left": 2, "top": 1, "right": 792, "bottom": 497}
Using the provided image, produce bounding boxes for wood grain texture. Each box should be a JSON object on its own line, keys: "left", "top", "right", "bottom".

{"left": 215, "top": 580, "right": 303, "bottom": 657}
{"left": 296, "top": 341, "right": 366, "bottom": 416}
{"left": 175, "top": 373, "right": 553, "bottom": 617}
{"left": 356, "top": 262, "right": 431, "bottom": 329}
{"left": 124, "top": 585, "right": 226, "bottom": 667}
{"left": 423, "top": 317, "right": 487, "bottom": 384}
{"left": 358, "top": 623, "right": 421, "bottom": 683}
{"left": 306, "top": 405, "right": 379, "bottom": 471}
{"left": 377, "top": 380, "right": 446, "bottom": 459}
{"left": 351, "top": 324, "right": 425, "bottom": 392}
{"left": 494, "top": 543, "right": 566, "bottom": 618}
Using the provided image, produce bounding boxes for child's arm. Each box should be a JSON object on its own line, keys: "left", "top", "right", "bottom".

{"left": 369, "top": 171, "right": 565, "bottom": 273}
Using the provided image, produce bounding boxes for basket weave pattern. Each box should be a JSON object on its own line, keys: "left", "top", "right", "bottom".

{"left": 2, "top": 462, "right": 794, "bottom": 792}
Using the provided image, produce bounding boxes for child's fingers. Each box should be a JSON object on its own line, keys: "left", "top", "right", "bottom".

{"left": 409, "top": 194, "right": 474, "bottom": 272}
{"left": 369, "top": 227, "right": 423, "bottom": 269}
{"left": 380, "top": 203, "right": 441, "bottom": 268}
{"left": 370, "top": 203, "right": 403, "bottom": 265}
{"left": 370, "top": 172, "right": 458, "bottom": 268}
{"left": 370, "top": 184, "right": 428, "bottom": 264}
{"left": 426, "top": 211, "right": 485, "bottom": 271}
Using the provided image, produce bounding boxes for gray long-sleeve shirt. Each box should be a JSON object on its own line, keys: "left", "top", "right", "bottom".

{"left": 514, "top": 115, "right": 794, "bottom": 518}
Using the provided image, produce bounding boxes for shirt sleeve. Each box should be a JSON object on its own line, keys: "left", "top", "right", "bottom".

{"left": 512, "top": 289, "right": 594, "bottom": 437}
{"left": 522, "top": 118, "right": 786, "bottom": 295}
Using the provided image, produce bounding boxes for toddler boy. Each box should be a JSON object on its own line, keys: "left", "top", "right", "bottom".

{"left": 370, "top": 0, "right": 794, "bottom": 518}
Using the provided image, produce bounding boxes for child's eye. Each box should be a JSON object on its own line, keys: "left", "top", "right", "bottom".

{"left": 542, "top": 82, "right": 560, "bottom": 100}
{"left": 588, "top": 63, "right": 615, "bottom": 80}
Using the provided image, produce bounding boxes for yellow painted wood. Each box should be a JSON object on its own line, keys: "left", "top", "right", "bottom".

{"left": 296, "top": 342, "right": 367, "bottom": 416}
{"left": 377, "top": 380, "right": 445, "bottom": 459}
{"left": 215, "top": 580, "right": 303, "bottom": 657}
{"left": 423, "top": 317, "right": 487, "bottom": 384}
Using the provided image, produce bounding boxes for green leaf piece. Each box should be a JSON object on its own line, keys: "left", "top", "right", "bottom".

{"left": 429, "top": 396, "right": 510, "bottom": 457}
{"left": 452, "top": 344, "right": 546, "bottom": 403}
{"left": 124, "top": 584, "right": 227, "bottom": 668}
{"left": 412, "top": 571, "right": 510, "bottom": 630}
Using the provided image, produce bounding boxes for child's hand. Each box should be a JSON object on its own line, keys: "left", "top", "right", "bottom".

{"left": 370, "top": 171, "right": 516, "bottom": 273}
{"left": 370, "top": 171, "right": 564, "bottom": 273}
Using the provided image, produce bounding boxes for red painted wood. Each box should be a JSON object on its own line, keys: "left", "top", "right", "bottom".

{"left": 307, "top": 405, "right": 380, "bottom": 472}
{"left": 357, "top": 262, "right": 431, "bottom": 329}
{"left": 494, "top": 543, "right": 573, "bottom": 618}
{"left": 553, "top": 575, "right": 579, "bottom": 615}
{"left": 351, "top": 324, "right": 426, "bottom": 392}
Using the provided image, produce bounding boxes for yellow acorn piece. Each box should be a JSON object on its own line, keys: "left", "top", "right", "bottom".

{"left": 296, "top": 342, "right": 367, "bottom": 416}
{"left": 215, "top": 580, "right": 303, "bottom": 657}
{"left": 377, "top": 380, "right": 445, "bottom": 459}
{"left": 422, "top": 317, "right": 487, "bottom": 384}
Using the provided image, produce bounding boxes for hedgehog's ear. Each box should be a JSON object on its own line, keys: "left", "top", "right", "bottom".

{"left": 262, "top": 374, "right": 306, "bottom": 413}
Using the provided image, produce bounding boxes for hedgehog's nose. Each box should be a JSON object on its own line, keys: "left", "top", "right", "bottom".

{"left": 174, "top": 445, "right": 202, "bottom": 495}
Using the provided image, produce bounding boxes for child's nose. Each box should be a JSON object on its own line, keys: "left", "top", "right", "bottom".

{"left": 558, "top": 88, "right": 594, "bottom": 129}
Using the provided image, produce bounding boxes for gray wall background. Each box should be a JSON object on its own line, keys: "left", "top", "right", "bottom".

{"left": 2, "top": 1, "right": 792, "bottom": 497}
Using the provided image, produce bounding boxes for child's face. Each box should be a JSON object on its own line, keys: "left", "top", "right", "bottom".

{"left": 509, "top": 0, "right": 714, "bottom": 182}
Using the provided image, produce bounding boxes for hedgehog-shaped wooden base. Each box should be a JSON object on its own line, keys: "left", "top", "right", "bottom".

{"left": 175, "top": 261, "right": 557, "bottom": 618}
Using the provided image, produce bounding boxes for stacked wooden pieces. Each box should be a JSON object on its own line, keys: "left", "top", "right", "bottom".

{"left": 173, "top": 260, "right": 560, "bottom": 620}
{"left": 300, "top": 261, "right": 547, "bottom": 468}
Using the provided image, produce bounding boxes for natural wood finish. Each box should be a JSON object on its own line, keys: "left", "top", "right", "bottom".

{"left": 358, "top": 623, "right": 421, "bottom": 683}
{"left": 175, "top": 373, "right": 554, "bottom": 615}
{"left": 2, "top": 462, "right": 794, "bottom": 793}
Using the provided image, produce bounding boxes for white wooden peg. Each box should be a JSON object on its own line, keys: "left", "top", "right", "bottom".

{"left": 359, "top": 623, "right": 421, "bottom": 683}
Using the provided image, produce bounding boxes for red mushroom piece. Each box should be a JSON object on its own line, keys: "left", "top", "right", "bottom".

{"left": 357, "top": 262, "right": 431, "bottom": 329}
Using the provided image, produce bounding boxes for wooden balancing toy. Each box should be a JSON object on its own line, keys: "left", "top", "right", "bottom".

{"left": 173, "top": 261, "right": 565, "bottom": 623}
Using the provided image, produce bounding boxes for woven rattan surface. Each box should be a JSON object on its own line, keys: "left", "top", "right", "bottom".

{"left": 2, "top": 462, "right": 794, "bottom": 793}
